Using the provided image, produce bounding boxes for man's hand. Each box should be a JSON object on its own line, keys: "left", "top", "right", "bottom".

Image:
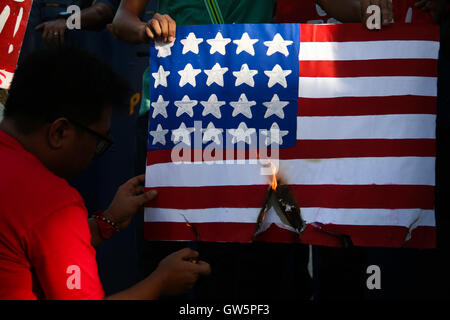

{"left": 104, "top": 174, "right": 157, "bottom": 230}
{"left": 415, "top": 0, "right": 448, "bottom": 23}
{"left": 35, "top": 18, "right": 67, "bottom": 46}
{"left": 152, "top": 248, "right": 212, "bottom": 296}
{"left": 105, "top": 248, "right": 211, "bottom": 299}
{"left": 141, "top": 13, "right": 176, "bottom": 43}
{"left": 360, "top": 0, "right": 393, "bottom": 27}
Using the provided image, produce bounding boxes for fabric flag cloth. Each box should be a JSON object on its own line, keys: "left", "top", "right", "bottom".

{"left": 0, "top": 0, "right": 32, "bottom": 89}
{"left": 144, "top": 23, "right": 439, "bottom": 249}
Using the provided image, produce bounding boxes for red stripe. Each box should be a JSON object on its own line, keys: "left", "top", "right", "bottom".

{"left": 299, "top": 59, "right": 437, "bottom": 77}
{"left": 145, "top": 185, "right": 434, "bottom": 210}
{"left": 144, "top": 222, "right": 258, "bottom": 242}
{"left": 143, "top": 222, "right": 436, "bottom": 248}
{"left": 403, "top": 226, "right": 436, "bottom": 248}
{"left": 301, "top": 224, "right": 436, "bottom": 248}
{"left": 300, "top": 23, "right": 440, "bottom": 42}
{"left": 298, "top": 96, "right": 437, "bottom": 116}
{"left": 281, "top": 139, "right": 436, "bottom": 159}
{"left": 146, "top": 139, "right": 435, "bottom": 165}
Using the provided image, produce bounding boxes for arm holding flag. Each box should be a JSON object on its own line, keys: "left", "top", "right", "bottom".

{"left": 112, "top": 0, "right": 176, "bottom": 44}
{"left": 84, "top": 174, "right": 211, "bottom": 299}
{"left": 316, "top": 0, "right": 393, "bottom": 25}
{"left": 87, "top": 174, "right": 157, "bottom": 247}
{"left": 317, "top": 0, "right": 448, "bottom": 27}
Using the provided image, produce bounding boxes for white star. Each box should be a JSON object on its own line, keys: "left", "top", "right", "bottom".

{"left": 200, "top": 94, "right": 225, "bottom": 119}
{"left": 150, "top": 95, "right": 169, "bottom": 118}
{"left": 233, "top": 32, "right": 259, "bottom": 56}
{"left": 149, "top": 124, "right": 169, "bottom": 145}
{"left": 261, "top": 122, "right": 289, "bottom": 146}
{"left": 229, "top": 93, "right": 256, "bottom": 119}
{"left": 152, "top": 65, "right": 170, "bottom": 88}
{"left": 228, "top": 122, "right": 256, "bottom": 145}
{"left": 155, "top": 40, "right": 175, "bottom": 58}
{"left": 263, "top": 33, "right": 293, "bottom": 57}
{"left": 232, "top": 64, "right": 258, "bottom": 87}
{"left": 174, "top": 95, "right": 198, "bottom": 117}
{"left": 202, "top": 122, "right": 223, "bottom": 145}
{"left": 206, "top": 32, "right": 231, "bottom": 55}
{"left": 262, "top": 94, "right": 289, "bottom": 119}
{"left": 178, "top": 63, "right": 201, "bottom": 87}
{"left": 180, "top": 32, "right": 203, "bottom": 54}
{"left": 264, "top": 64, "right": 292, "bottom": 88}
{"left": 204, "top": 63, "right": 228, "bottom": 87}
{"left": 172, "top": 122, "right": 195, "bottom": 146}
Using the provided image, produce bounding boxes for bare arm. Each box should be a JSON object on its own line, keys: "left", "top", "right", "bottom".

{"left": 317, "top": 0, "right": 393, "bottom": 26}
{"left": 81, "top": 2, "right": 115, "bottom": 31}
{"left": 415, "top": 0, "right": 449, "bottom": 23}
{"left": 111, "top": 0, "right": 149, "bottom": 43}
{"left": 88, "top": 217, "right": 104, "bottom": 247}
{"left": 87, "top": 174, "right": 157, "bottom": 247}
{"left": 86, "top": 175, "right": 212, "bottom": 299}
{"left": 112, "top": 0, "right": 176, "bottom": 44}
{"left": 35, "top": 3, "right": 116, "bottom": 45}
{"left": 105, "top": 248, "right": 211, "bottom": 300}
{"left": 105, "top": 271, "right": 164, "bottom": 299}
{"left": 316, "top": 0, "right": 361, "bottom": 22}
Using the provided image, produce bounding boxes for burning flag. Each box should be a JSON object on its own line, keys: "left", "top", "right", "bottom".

{"left": 254, "top": 161, "right": 305, "bottom": 239}
{"left": 144, "top": 23, "right": 438, "bottom": 248}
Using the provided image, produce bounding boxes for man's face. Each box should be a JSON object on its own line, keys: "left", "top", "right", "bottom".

{"left": 63, "top": 107, "right": 113, "bottom": 179}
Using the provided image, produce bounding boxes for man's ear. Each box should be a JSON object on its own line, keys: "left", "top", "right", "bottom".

{"left": 47, "top": 118, "right": 71, "bottom": 150}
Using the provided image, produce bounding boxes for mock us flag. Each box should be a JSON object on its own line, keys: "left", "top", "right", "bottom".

{"left": 144, "top": 23, "right": 439, "bottom": 248}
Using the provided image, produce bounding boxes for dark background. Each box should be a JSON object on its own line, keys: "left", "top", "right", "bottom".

{"left": 17, "top": 0, "right": 450, "bottom": 300}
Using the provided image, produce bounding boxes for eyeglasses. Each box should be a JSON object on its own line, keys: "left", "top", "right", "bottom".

{"left": 68, "top": 119, "right": 114, "bottom": 156}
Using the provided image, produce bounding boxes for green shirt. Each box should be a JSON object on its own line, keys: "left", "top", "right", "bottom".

{"left": 158, "top": 0, "right": 276, "bottom": 26}
{"left": 139, "top": 0, "right": 276, "bottom": 115}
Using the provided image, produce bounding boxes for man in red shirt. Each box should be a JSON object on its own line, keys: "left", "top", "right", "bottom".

{"left": 0, "top": 47, "right": 211, "bottom": 300}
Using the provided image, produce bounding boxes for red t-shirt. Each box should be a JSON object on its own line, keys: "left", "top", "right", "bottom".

{"left": 0, "top": 130, "right": 104, "bottom": 300}
{"left": 275, "top": 0, "right": 433, "bottom": 24}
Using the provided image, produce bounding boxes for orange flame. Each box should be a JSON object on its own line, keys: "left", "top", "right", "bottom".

{"left": 270, "top": 161, "right": 278, "bottom": 191}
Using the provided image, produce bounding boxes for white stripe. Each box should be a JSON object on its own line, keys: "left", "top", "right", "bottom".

{"left": 299, "top": 76, "right": 437, "bottom": 98}
{"left": 299, "top": 41, "right": 439, "bottom": 61}
{"left": 144, "top": 207, "right": 435, "bottom": 227}
{"left": 297, "top": 114, "right": 436, "bottom": 140}
{"left": 146, "top": 157, "right": 435, "bottom": 187}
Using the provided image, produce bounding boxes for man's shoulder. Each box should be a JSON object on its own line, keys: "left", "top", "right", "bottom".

{"left": 0, "top": 139, "right": 85, "bottom": 227}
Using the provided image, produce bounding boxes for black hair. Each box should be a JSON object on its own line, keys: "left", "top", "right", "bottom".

{"left": 4, "top": 46, "right": 129, "bottom": 133}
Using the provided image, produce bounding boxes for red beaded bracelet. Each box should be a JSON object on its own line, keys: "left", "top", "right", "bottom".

{"left": 92, "top": 211, "right": 119, "bottom": 240}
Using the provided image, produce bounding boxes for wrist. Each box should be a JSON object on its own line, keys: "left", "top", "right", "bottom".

{"left": 140, "top": 22, "right": 150, "bottom": 43}
{"left": 102, "top": 209, "right": 118, "bottom": 225}
{"left": 145, "top": 269, "right": 166, "bottom": 299}
{"left": 93, "top": 211, "right": 119, "bottom": 239}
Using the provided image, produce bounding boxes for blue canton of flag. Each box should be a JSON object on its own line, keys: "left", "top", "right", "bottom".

{"left": 148, "top": 23, "right": 300, "bottom": 151}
